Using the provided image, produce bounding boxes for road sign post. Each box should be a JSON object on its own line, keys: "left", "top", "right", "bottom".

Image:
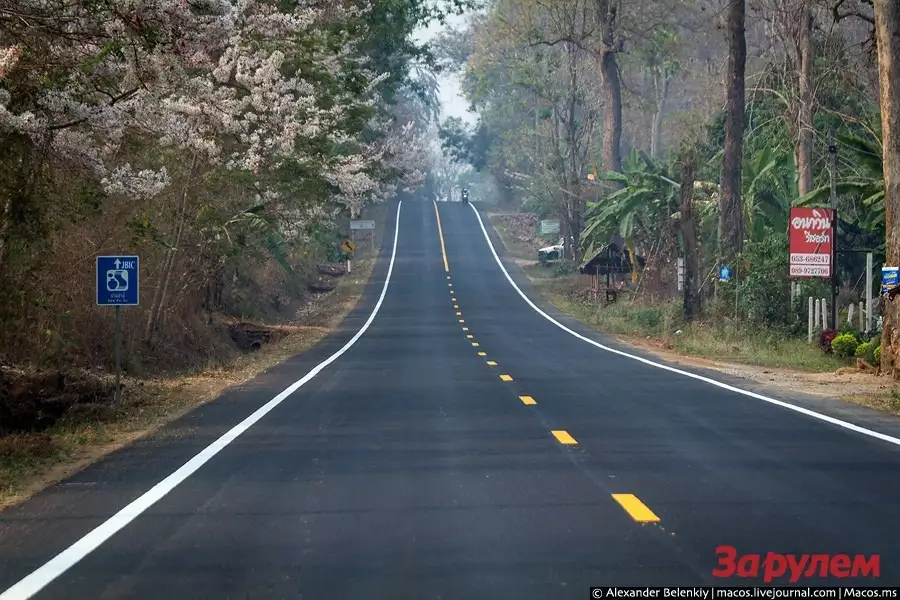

{"left": 341, "top": 239, "right": 356, "bottom": 273}
{"left": 114, "top": 305, "right": 122, "bottom": 403}
{"left": 351, "top": 220, "right": 376, "bottom": 254}
{"left": 96, "top": 255, "right": 139, "bottom": 404}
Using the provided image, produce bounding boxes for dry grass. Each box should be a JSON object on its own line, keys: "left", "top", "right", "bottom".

{"left": 0, "top": 202, "right": 389, "bottom": 510}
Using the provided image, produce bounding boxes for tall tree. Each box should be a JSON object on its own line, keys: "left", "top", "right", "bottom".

{"left": 719, "top": 0, "right": 747, "bottom": 263}
{"left": 595, "top": 0, "right": 624, "bottom": 173}
{"left": 874, "top": 0, "right": 900, "bottom": 377}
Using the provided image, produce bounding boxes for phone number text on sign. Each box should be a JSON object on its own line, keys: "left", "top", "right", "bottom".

{"left": 791, "top": 253, "right": 830, "bottom": 265}
{"left": 790, "top": 265, "right": 830, "bottom": 277}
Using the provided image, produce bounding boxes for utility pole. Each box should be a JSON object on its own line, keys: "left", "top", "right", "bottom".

{"left": 866, "top": 252, "right": 873, "bottom": 334}
{"left": 828, "top": 131, "right": 838, "bottom": 331}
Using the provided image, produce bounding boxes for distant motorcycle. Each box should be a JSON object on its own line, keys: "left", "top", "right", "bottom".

{"left": 461, "top": 189, "right": 469, "bottom": 204}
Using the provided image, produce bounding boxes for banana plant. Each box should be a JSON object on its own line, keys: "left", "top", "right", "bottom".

{"left": 705, "top": 143, "right": 796, "bottom": 242}
{"left": 795, "top": 134, "right": 884, "bottom": 252}
{"left": 743, "top": 144, "right": 795, "bottom": 241}
{"left": 581, "top": 149, "right": 680, "bottom": 282}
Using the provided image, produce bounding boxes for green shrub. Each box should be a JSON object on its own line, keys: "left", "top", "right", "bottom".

{"left": 831, "top": 333, "right": 860, "bottom": 358}
{"left": 629, "top": 306, "right": 663, "bottom": 333}
{"left": 554, "top": 260, "right": 578, "bottom": 276}
{"left": 874, "top": 345, "right": 882, "bottom": 365}
{"left": 855, "top": 341, "right": 875, "bottom": 363}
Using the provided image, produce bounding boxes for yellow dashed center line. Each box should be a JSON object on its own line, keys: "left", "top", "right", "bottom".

{"left": 462, "top": 327, "right": 468, "bottom": 331}
{"left": 456, "top": 312, "right": 462, "bottom": 316}
{"left": 451, "top": 297, "right": 456, "bottom": 301}
{"left": 551, "top": 430, "right": 577, "bottom": 445}
{"left": 612, "top": 494, "right": 660, "bottom": 523}
{"left": 433, "top": 200, "right": 449, "bottom": 272}
{"left": 499, "top": 374, "right": 512, "bottom": 382}
{"left": 472, "top": 342, "right": 480, "bottom": 347}
{"left": 453, "top": 304, "right": 459, "bottom": 308}
{"left": 486, "top": 361, "right": 497, "bottom": 366}
{"left": 459, "top": 319, "right": 465, "bottom": 323}
{"left": 519, "top": 395, "right": 536, "bottom": 405}
{"left": 466, "top": 334, "right": 473, "bottom": 339}
{"left": 448, "top": 283, "right": 452, "bottom": 287}
{"left": 477, "top": 352, "right": 486, "bottom": 356}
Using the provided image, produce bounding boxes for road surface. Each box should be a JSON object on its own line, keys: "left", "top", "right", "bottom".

{"left": 2, "top": 197, "right": 900, "bottom": 599}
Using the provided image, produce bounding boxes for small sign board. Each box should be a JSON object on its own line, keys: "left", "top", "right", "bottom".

{"left": 677, "top": 257, "right": 684, "bottom": 291}
{"left": 350, "top": 220, "right": 375, "bottom": 230}
{"left": 341, "top": 239, "right": 356, "bottom": 254}
{"left": 96, "top": 255, "right": 140, "bottom": 306}
{"left": 882, "top": 267, "right": 898, "bottom": 295}
{"left": 789, "top": 207, "right": 834, "bottom": 278}
{"left": 540, "top": 219, "right": 560, "bottom": 235}
{"left": 719, "top": 265, "right": 732, "bottom": 282}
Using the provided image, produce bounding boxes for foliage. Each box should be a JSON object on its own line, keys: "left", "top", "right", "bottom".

{"left": 831, "top": 333, "right": 860, "bottom": 358}
{"left": 855, "top": 341, "right": 876, "bottom": 363}
{"left": 0, "top": 0, "right": 463, "bottom": 370}
{"left": 875, "top": 345, "right": 882, "bottom": 366}
{"left": 738, "top": 232, "right": 795, "bottom": 329}
{"left": 796, "top": 134, "right": 885, "bottom": 256}
{"left": 818, "top": 329, "right": 839, "bottom": 354}
{"left": 581, "top": 150, "right": 683, "bottom": 256}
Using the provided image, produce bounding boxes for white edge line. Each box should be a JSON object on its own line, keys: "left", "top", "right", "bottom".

{"left": 0, "top": 201, "right": 404, "bottom": 600}
{"left": 467, "top": 202, "right": 900, "bottom": 449}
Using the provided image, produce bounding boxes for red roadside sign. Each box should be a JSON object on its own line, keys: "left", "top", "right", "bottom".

{"left": 789, "top": 207, "right": 834, "bottom": 278}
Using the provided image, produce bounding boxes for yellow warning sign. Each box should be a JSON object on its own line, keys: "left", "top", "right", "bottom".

{"left": 341, "top": 239, "right": 356, "bottom": 254}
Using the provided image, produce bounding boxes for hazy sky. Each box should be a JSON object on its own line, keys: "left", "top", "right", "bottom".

{"left": 412, "top": 12, "right": 477, "bottom": 126}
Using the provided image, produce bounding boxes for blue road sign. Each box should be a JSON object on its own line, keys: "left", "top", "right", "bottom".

{"left": 883, "top": 266, "right": 898, "bottom": 294}
{"left": 96, "top": 255, "right": 140, "bottom": 306}
{"left": 719, "top": 265, "right": 732, "bottom": 282}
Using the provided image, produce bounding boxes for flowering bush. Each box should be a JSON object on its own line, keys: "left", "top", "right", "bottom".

{"left": 817, "top": 329, "right": 839, "bottom": 354}
{"left": 0, "top": 0, "right": 433, "bottom": 207}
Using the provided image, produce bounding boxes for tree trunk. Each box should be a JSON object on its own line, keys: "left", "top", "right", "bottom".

{"left": 680, "top": 151, "right": 700, "bottom": 321}
{"left": 600, "top": 50, "right": 623, "bottom": 173}
{"left": 875, "top": 0, "right": 900, "bottom": 378}
{"left": 596, "top": 0, "right": 623, "bottom": 173}
{"left": 144, "top": 154, "right": 198, "bottom": 344}
{"left": 651, "top": 71, "right": 670, "bottom": 158}
{"left": 565, "top": 41, "right": 583, "bottom": 263}
{"left": 0, "top": 194, "right": 11, "bottom": 277}
{"left": 718, "top": 0, "right": 746, "bottom": 263}
{"left": 796, "top": 3, "right": 814, "bottom": 197}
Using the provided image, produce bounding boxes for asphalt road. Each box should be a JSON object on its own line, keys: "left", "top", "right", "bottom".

{"left": 2, "top": 197, "right": 900, "bottom": 599}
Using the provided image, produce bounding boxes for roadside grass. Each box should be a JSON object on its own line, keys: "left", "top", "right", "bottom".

{"left": 0, "top": 202, "right": 389, "bottom": 509}
{"left": 539, "top": 286, "right": 846, "bottom": 372}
